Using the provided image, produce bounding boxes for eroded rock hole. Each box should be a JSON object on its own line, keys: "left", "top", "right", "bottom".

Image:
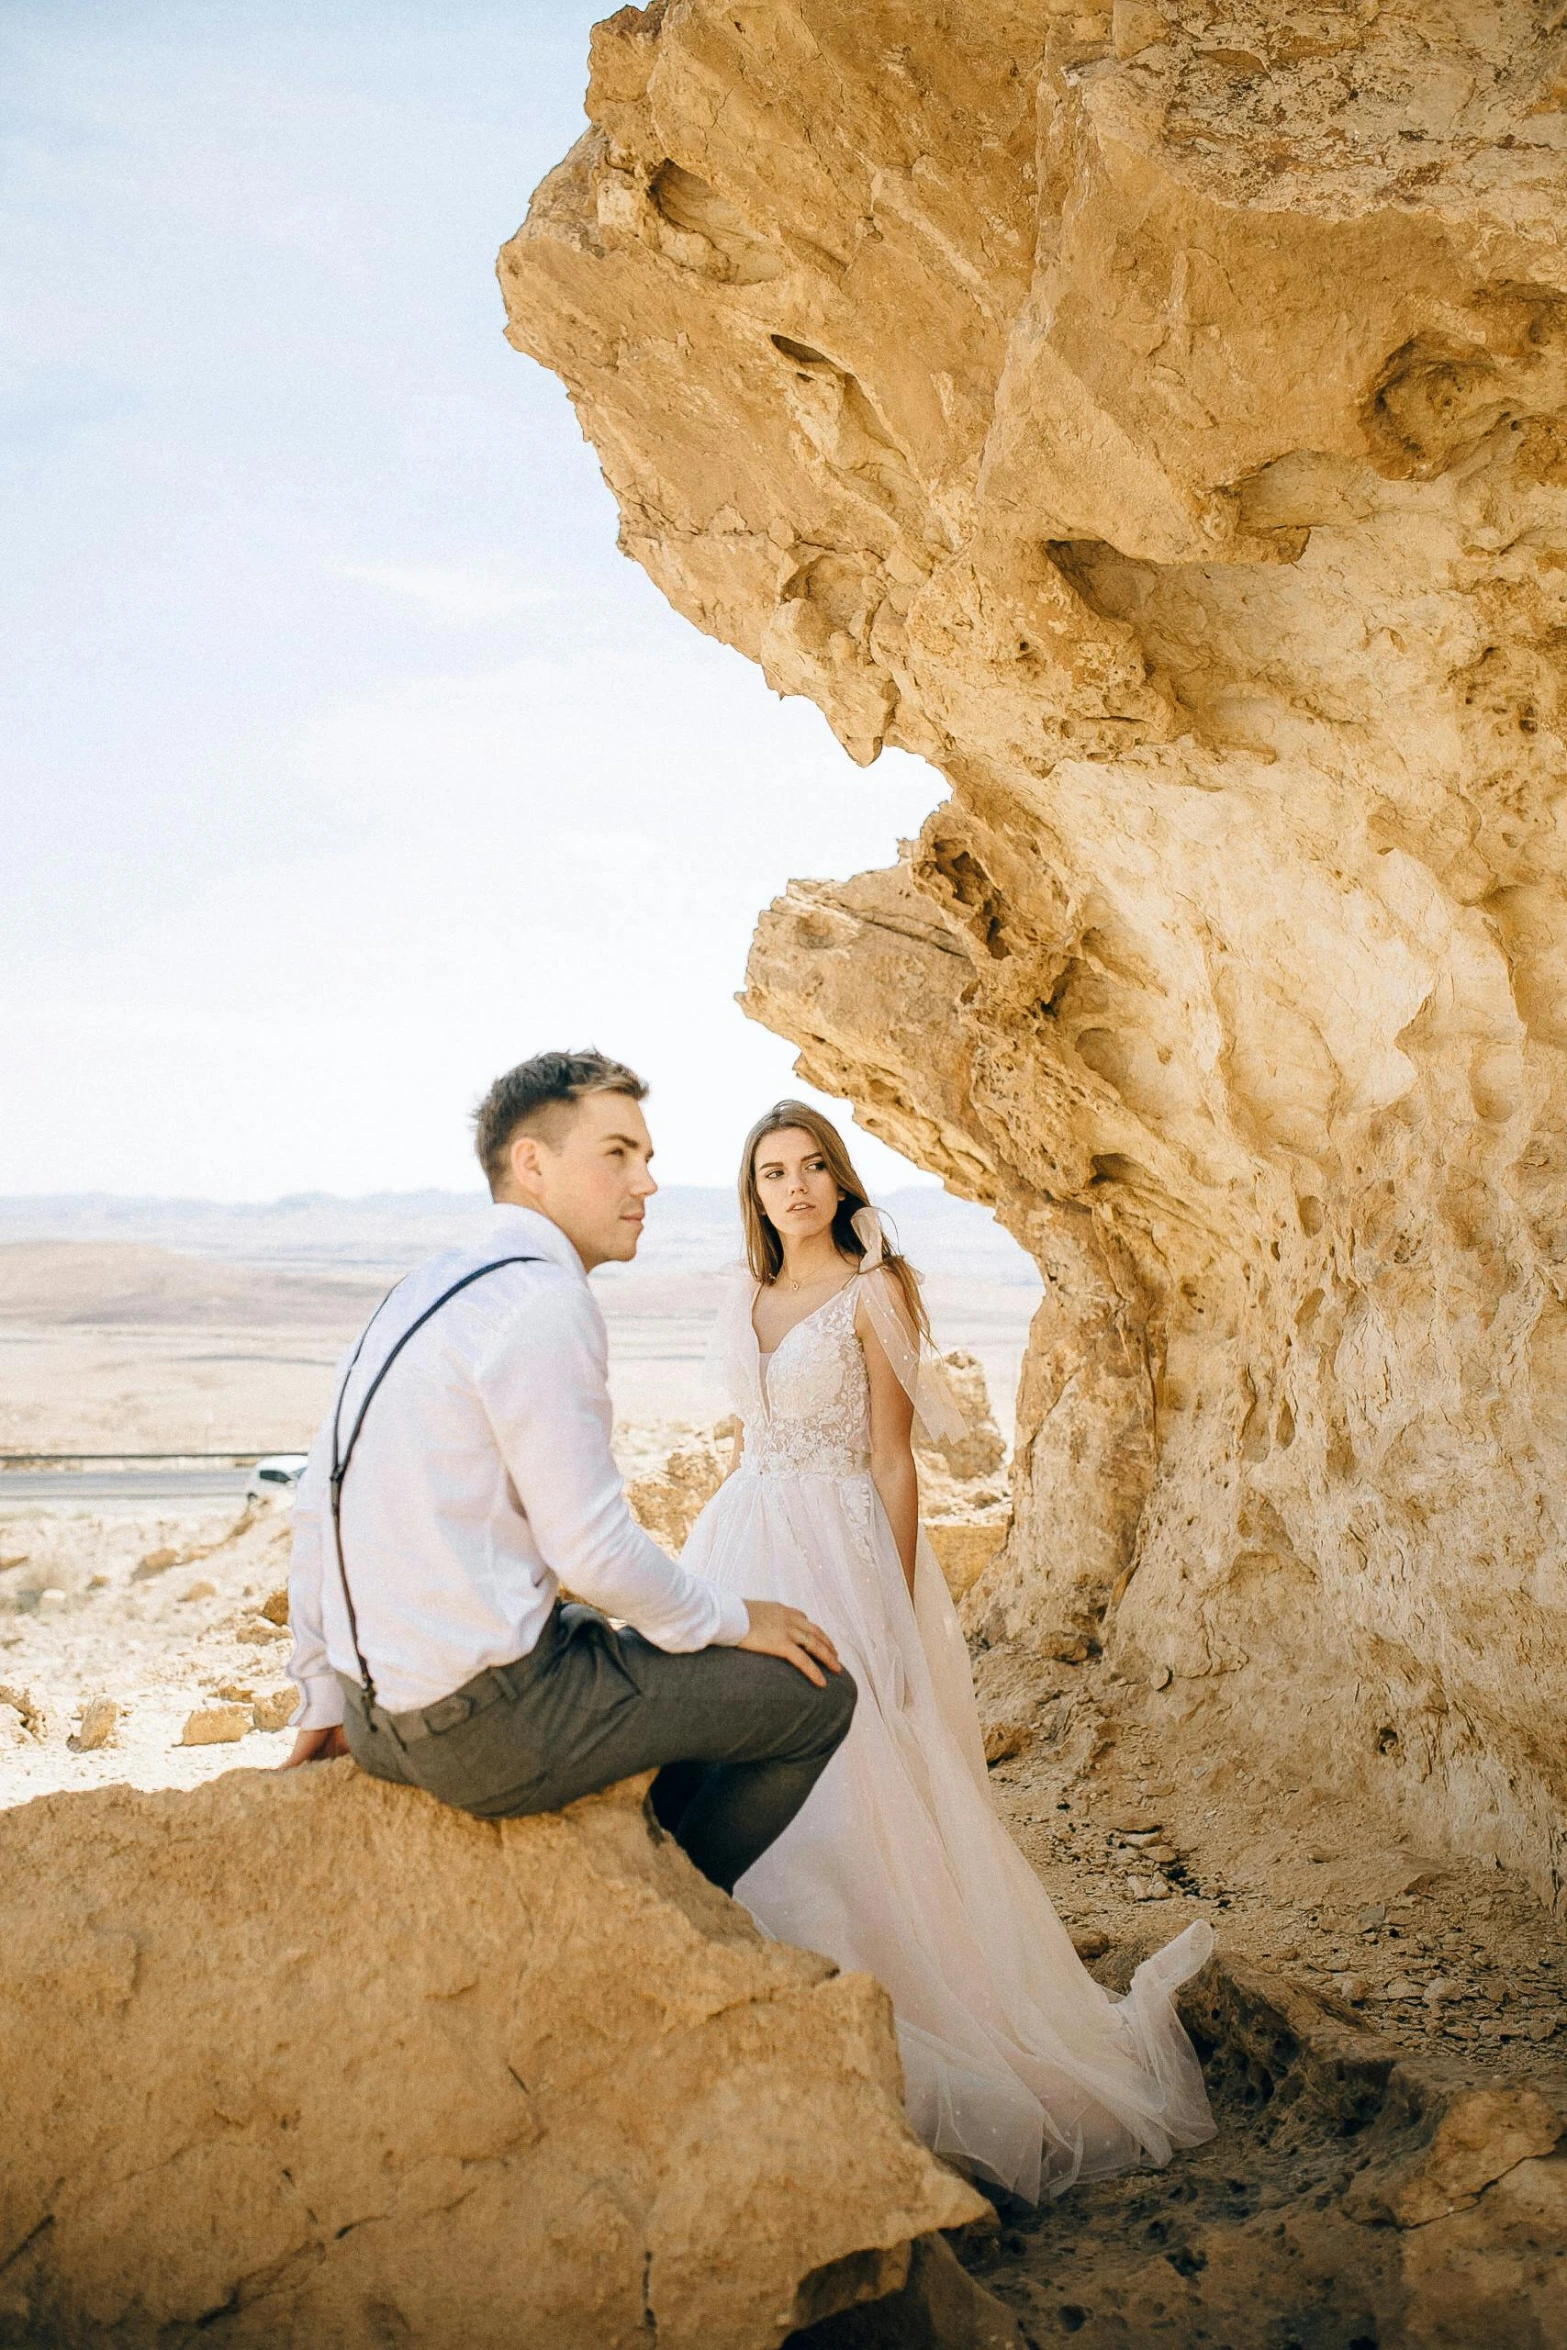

{"left": 771, "top": 333, "right": 831, "bottom": 367}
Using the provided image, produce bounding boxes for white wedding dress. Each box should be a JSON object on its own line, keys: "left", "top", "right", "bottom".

{"left": 681, "top": 1268, "right": 1217, "bottom": 2203}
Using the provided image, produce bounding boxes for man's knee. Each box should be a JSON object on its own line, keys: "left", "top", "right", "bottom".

{"left": 814, "top": 1663, "right": 857, "bottom": 1749}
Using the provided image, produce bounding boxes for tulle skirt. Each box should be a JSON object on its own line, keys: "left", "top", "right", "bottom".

{"left": 680, "top": 1466, "right": 1217, "bottom": 2202}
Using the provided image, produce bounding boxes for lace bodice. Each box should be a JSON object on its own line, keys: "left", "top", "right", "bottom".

{"left": 737, "top": 1280, "right": 872, "bottom": 1478}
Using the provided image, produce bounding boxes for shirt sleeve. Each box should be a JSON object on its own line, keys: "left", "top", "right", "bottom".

{"left": 286, "top": 1418, "right": 347, "bottom": 1729}
{"left": 475, "top": 1273, "right": 750, "bottom": 1651}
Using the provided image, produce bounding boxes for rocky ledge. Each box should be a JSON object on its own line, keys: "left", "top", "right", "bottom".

{"left": 0, "top": 1765, "right": 983, "bottom": 2349}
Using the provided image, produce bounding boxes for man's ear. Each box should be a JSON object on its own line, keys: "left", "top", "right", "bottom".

{"left": 505, "top": 1128, "right": 550, "bottom": 1197}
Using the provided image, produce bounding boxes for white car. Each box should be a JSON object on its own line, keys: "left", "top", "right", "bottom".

{"left": 246, "top": 1453, "right": 309, "bottom": 1504}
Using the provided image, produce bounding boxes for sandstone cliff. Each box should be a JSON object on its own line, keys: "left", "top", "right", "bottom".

{"left": 0, "top": 1765, "right": 982, "bottom": 2348}
{"left": 503, "top": 1, "right": 1567, "bottom": 1910}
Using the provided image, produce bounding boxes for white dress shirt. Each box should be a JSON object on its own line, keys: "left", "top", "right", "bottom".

{"left": 287, "top": 1204, "right": 749, "bottom": 1726}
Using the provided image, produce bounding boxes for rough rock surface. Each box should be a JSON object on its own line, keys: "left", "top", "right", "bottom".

{"left": 0, "top": 1764, "right": 983, "bottom": 2349}
{"left": 503, "top": 1, "right": 1567, "bottom": 1909}
{"left": 963, "top": 1954, "right": 1567, "bottom": 2348}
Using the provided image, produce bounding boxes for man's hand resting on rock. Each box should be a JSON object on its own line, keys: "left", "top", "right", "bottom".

{"left": 280, "top": 1726, "right": 349, "bottom": 1769}
{"left": 735, "top": 1600, "right": 842, "bottom": 1687}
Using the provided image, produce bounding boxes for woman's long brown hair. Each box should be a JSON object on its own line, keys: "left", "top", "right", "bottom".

{"left": 739, "top": 1099, "right": 930, "bottom": 1342}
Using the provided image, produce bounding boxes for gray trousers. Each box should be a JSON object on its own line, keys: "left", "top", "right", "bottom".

{"left": 339, "top": 1603, "right": 856, "bottom": 1895}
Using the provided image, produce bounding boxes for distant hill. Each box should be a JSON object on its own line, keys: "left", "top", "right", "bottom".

{"left": 0, "top": 1242, "right": 385, "bottom": 1329}
{"left": 0, "top": 1185, "right": 1040, "bottom": 1289}
{"left": 0, "top": 1198, "right": 1042, "bottom": 1433}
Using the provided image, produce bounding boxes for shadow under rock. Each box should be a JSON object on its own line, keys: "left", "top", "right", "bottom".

{"left": 791, "top": 1955, "right": 1567, "bottom": 2350}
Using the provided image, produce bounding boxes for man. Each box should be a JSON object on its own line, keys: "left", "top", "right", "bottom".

{"left": 283, "top": 1049, "right": 854, "bottom": 1894}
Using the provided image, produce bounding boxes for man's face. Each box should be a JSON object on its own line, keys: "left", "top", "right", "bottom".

{"left": 504, "top": 1091, "right": 657, "bottom": 1270}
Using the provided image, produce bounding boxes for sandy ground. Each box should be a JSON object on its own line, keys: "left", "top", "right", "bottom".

{"left": 0, "top": 1500, "right": 304, "bottom": 1801}
{"left": 977, "top": 1652, "right": 1567, "bottom": 2091}
{"left": 0, "top": 1417, "right": 728, "bottom": 1809}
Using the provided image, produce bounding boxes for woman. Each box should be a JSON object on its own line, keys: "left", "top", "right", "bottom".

{"left": 680, "top": 1100, "right": 1216, "bottom": 2204}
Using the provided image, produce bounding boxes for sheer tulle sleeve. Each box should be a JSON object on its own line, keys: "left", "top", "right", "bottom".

{"left": 702, "top": 1265, "right": 762, "bottom": 1422}
{"left": 851, "top": 1213, "right": 968, "bottom": 1448}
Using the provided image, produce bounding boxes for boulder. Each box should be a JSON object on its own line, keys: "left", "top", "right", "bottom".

{"left": 177, "top": 1701, "right": 251, "bottom": 1746}
{"left": 0, "top": 1763, "right": 984, "bottom": 2348}
{"left": 924, "top": 1523, "right": 1006, "bottom": 1606}
{"left": 67, "top": 1695, "right": 118, "bottom": 1753}
{"left": 249, "top": 1687, "right": 297, "bottom": 1734}
{"left": 626, "top": 1427, "right": 730, "bottom": 1551}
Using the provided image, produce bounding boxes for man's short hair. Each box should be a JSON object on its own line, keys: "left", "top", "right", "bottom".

{"left": 473, "top": 1049, "right": 647, "bottom": 1194}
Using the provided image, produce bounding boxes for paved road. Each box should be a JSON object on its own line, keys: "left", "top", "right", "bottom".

{"left": 0, "top": 1467, "right": 256, "bottom": 1510}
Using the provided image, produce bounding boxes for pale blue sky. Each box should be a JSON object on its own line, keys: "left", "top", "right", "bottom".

{"left": 0, "top": 1, "right": 943, "bottom": 1198}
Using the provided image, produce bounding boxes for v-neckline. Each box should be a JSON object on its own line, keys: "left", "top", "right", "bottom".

{"left": 751, "top": 1275, "right": 856, "bottom": 1362}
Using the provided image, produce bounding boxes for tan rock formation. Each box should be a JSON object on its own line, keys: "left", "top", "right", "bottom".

{"left": 0, "top": 1765, "right": 983, "bottom": 2349}
{"left": 626, "top": 1423, "right": 731, "bottom": 1549}
{"left": 503, "top": 2, "right": 1567, "bottom": 1908}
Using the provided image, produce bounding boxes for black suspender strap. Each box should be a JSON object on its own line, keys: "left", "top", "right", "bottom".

{"left": 328, "top": 1255, "right": 542, "bottom": 1719}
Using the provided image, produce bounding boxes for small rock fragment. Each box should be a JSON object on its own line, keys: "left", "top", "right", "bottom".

{"left": 1333, "top": 1974, "right": 1370, "bottom": 2005}
{"left": 1527, "top": 2017, "right": 1558, "bottom": 2044}
{"left": 1358, "top": 1905, "right": 1388, "bottom": 1931}
{"left": 1149, "top": 1663, "right": 1173, "bottom": 1689}
{"left": 236, "top": 1620, "right": 288, "bottom": 1646}
{"left": 260, "top": 1587, "right": 290, "bottom": 1626}
{"left": 1070, "top": 1929, "right": 1110, "bottom": 1961}
{"left": 132, "top": 1547, "right": 180, "bottom": 1581}
{"left": 214, "top": 1682, "right": 254, "bottom": 1703}
{"left": 250, "top": 1688, "right": 297, "bottom": 1733}
{"left": 178, "top": 1703, "right": 251, "bottom": 1747}
{"left": 0, "top": 1683, "right": 46, "bottom": 1740}
{"left": 180, "top": 1580, "right": 218, "bottom": 1603}
{"left": 87, "top": 1573, "right": 110, "bottom": 1590}
{"left": 69, "top": 1697, "right": 118, "bottom": 1753}
{"left": 983, "top": 1718, "right": 1029, "bottom": 1766}
{"left": 37, "top": 1588, "right": 67, "bottom": 1613}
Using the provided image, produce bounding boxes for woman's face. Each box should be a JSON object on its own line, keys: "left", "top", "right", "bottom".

{"left": 752, "top": 1126, "right": 841, "bottom": 1244}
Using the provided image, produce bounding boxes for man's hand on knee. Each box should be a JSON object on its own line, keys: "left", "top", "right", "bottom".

{"left": 736, "top": 1601, "right": 842, "bottom": 1687}
{"left": 280, "top": 1726, "right": 350, "bottom": 1769}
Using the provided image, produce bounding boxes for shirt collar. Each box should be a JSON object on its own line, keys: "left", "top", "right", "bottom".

{"left": 485, "top": 1201, "right": 587, "bottom": 1281}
